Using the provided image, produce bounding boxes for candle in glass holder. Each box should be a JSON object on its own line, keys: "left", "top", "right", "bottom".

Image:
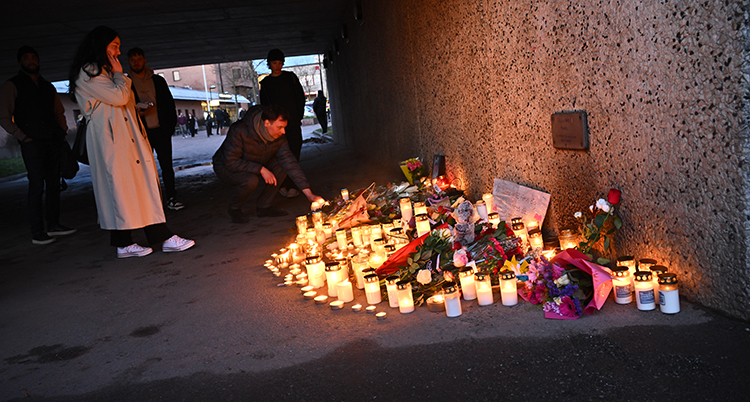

{"left": 335, "top": 228, "right": 348, "bottom": 250}
{"left": 322, "top": 223, "right": 333, "bottom": 239}
{"left": 315, "top": 229, "right": 326, "bottom": 245}
{"left": 528, "top": 229, "right": 543, "bottom": 249}
{"left": 500, "top": 269, "right": 518, "bottom": 306}
{"left": 306, "top": 227, "right": 317, "bottom": 243}
{"left": 372, "top": 237, "right": 386, "bottom": 254}
{"left": 337, "top": 280, "right": 354, "bottom": 302}
{"left": 634, "top": 271, "right": 656, "bottom": 311}
{"left": 361, "top": 226, "right": 372, "bottom": 247}
{"left": 638, "top": 258, "right": 657, "bottom": 271}
{"left": 511, "top": 217, "right": 528, "bottom": 248}
{"left": 617, "top": 255, "right": 636, "bottom": 291}
{"left": 443, "top": 282, "right": 462, "bottom": 317}
{"left": 413, "top": 201, "right": 427, "bottom": 216}
{"left": 426, "top": 294, "right": 445, "bottom": 312}
{"left": 475, "top": 200, "right": 488, "bottom": 221}
{"left": 304, "top": 255, "right": 326, "bottom": 289}
{"left": 296, "top": 215, "right": 308, "bottom": 235}
{"left": 364, "top": 274, "right": 382, "bottom": 304}
{"left": 381, "top": 222, "right": 394, "bottom": 241}
{"left": 474, "top": 271, "right": 494, "bottom": 306}
{"left": 370, "top": 224, "right": 383, "bottom": 241}
{"left": 341, "top": 188, "right": 349, "bottom": 201}
{"left": 649, "top": 265, "right": 668, "bottom": 294}
{"left": 526, "top": 219, "right": 540, "bottom": 232}
{"left": 658, "top": 273, "right": 680, "bottom": 314}
{"left": 558, "top": 229, "right": 579, "bottom": 250}
{"left": 396, "top": 280, "right": 414, "bottom": 313}
{"left": 399, "top": 198, "right": 413, "bottom": 224}
{"left": 612, "top": 266, "right": 632, "bottom": 304}
{"left": 351, "top": 226, "right": 363, "bottom": 247}
{"left": 351, "top": 253, "right": 369, "bottom": 289}
{"left": 482, "top": 193, "right": 494, "bottom": 214}
{"left": 415, "top": 214, "right": 431, "bottom": 237}
{"left": 386, "top": 275, "right": 400, "bottom": 308}
{"left": 488, "top": 213, "right": 500, "bottom": 229}
{"left": 368, "top": 249, "right": 387, "bottom": 269}
{"left": 311, "top": 210, "right": 324, "bottom": 230}
{"left": 289, "top": 243, "right": 304, "bottom": 264}
{"left": 325, "top": 262, "right": 342, "bottom": 297}
{"left": 384, "top": 244, "right": 396, "bottom": 259}
{"left": 458, "top": 266, "right": 477, "bottom": 301}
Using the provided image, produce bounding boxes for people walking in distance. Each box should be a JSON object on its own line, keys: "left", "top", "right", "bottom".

{"left": 0, "top": 45, "right": 77, "bottom": 244}
{"left": 126, "top": 47, "right": 184, "bottom": 211}
{"left": 69, "top": 26, "right": 194, "bottom": 258}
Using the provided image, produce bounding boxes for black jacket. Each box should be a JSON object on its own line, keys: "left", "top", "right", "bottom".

{"left": 131, "top": 74, "right": 176, "bottom": 132}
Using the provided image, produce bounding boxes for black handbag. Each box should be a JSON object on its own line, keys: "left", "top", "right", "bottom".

{"left": 59, "top": 140, "right": 79, "bottom": 179}
{"left": 72, "top": 117, "right": 89, "bottom": 165}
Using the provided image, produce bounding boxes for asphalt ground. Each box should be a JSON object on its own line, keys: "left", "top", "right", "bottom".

{"left": 1, "top": 123, "right": 749, "bottom": 401}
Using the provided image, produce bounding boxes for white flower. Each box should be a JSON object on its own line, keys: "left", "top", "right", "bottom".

{"left": 553, "top": 296, "right": 562, "bottom": 305}
{"left": 595, "top": 198, "right": 611, "bottom": 213}
{"left": 554, "top": 273, "right": 570, "bottom": 286}
{"left": 416, "top": 269, "right": 432, "bottom": 285}
{"left": 574, "top": 211, "right": 582, "bottom": 219}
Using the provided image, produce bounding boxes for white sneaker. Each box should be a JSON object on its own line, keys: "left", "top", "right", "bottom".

{"left": 162, "top": 235, "right": 195, "bottom": 253}
{"left": 117, "top": 243, "right": 153, "bottom": 258}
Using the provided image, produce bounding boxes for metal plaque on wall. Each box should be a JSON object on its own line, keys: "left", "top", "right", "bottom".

{"left": 551, "top": 110, "right": 589, "bottom": 150}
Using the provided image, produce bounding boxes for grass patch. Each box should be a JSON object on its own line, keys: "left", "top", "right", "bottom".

{"left": 312, "top": 127, "right": 333, "bottom": 136}
{"left": 0, "top": 157, "right": 26, "bottom": 178}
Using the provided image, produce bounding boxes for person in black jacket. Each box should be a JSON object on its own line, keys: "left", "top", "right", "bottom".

{"left": 312, "top": 90, "right": 327, "bottom": 134}
{"left": 127, "top": 47, "right": 184, "bottom": 211}
{"left": 259, "top": 49, "right": 306, "bottom": 199}
{"left": 0, "top": 45, "right": 77, "bottom": 244}
{"left": 212, "top": 105, "right": 322, "bottom": 223}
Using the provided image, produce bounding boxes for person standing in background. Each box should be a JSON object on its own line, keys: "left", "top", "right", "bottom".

{"left": 0, "top": 45, "right": 77, "bottom": 245}
{"left": 126, "top": 47, "right": 184, "bottom": 211}
{"left": 187, "top": 113, "right": 196, "bottom": 137}
{"left": 259, "top": 48, "right": 305, "bottom": 199}
{"left": 312, "top": 90, "right": 327, "bottom": 134}
{"left": 177, "top": 112, "right": 188, "bottom": 138}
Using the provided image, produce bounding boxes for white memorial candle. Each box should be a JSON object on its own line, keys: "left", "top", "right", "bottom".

{"left": 413, "top": 201, "right": 427, "bottom": 216}
{"left": 612, "top": 266, "right": 632, "bottom": 304}
{"left": 304, "top": 255, "right": 326, "bottom": 289}
{"left": 337, "top": 280, "right": 354, "bottom": 303}
{"left": 335, "top": 228, "right": 348, "bottom": 250}
{"left": 482, "top": 193, "right": 494, "bottom": 214}
{"left": 475, "top": 200, "right": 488, "bottom": 222}
{"left": 415, "top": 214, "right": 431, "bottom": 237}
{"left": 399, "top": 198, "right": 413, "bottom": 225}
{"left": 386, "top": 276, "right": 400, "bottom": 308}
{"left": 458, "top": 267, "right": 477, "bottom": 301}
{"left": 396, "top": 280, "right": 415, "bottom": 313}
{"left": 443, "top": 283, "right": 462, "bottom": 317}
{"left": 474, "top": 271, "right": 494, "bottom": 306}
{"left": 658, "top": 273, "right": 680, "bottom": 314}
{"left": 500, "top": 270, "right": 518, "bottom": 306}
{"left": 340, "top": 188, "right": 349, "bottom": 201}
{"left": 364, "top": 274, "right": 382, "bottom": 304}
{"left": 351, "top": 253, "right": 369, "bottom": 289}
{"left": 324, "top": 262, "right": 342, "bottom": 297}
{"left": 634, "top": 271, "right": 656, "bottom": 311}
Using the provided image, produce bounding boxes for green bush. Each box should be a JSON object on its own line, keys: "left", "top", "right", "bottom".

{"left": 0, "top": 157, "right": 26, "bottom": 178}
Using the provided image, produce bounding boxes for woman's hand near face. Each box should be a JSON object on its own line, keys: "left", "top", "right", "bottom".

{"left": 108, "top": 52, "right": 122, "bottom": 73}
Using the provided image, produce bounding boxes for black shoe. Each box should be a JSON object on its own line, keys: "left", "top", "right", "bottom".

{"left": 228, "top": 207, "right": 249, "bottom": 223}
{"left": 47, "top": 224, "right": 77, "bottom": 236}
{"left": 32, "top": 233, "right": 57, "bottom": 245}
{"left": 257, "top": 206, "right": 289, "bottom": 217}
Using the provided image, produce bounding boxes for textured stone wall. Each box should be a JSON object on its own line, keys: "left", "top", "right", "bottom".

{"left": 327, "top": 0, "right": 750, "bottom": 320}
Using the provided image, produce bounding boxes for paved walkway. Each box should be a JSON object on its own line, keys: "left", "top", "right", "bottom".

{"left": 0, "top": 125, "right": 748, "bottom": 401}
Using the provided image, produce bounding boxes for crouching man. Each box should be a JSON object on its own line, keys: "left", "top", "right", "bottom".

{"left": 213, "top": 105, "right": 323, "bottom": 223}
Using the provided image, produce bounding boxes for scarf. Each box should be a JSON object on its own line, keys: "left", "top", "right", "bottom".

{"left": 253, "top": 112, "right": 275, "bottom": 143}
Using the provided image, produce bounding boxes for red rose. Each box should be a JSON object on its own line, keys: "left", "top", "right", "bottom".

{"left": 608, "top": 188, "right": 622, "bottom": 205}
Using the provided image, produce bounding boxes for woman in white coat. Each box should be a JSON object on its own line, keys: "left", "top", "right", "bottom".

{"left": 68, "top": 26, "right": 194, "bottom": 258}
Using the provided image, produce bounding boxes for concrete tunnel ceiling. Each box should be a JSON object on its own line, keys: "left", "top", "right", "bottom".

{"left": 1, "top": 0, "right": 352, "bottom": 82}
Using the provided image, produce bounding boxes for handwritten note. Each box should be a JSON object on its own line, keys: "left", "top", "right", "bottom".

{"left": 491, "top": 179, "right": 550, "bottom": 226}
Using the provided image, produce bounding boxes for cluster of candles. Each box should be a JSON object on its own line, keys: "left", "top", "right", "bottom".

{"left": 610, "top": 256, "right": 680, "bottom": 314}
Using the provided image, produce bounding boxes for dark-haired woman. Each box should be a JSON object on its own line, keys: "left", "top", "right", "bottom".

{"left": 69, "top": 26, "right": 194, "bottom": 258}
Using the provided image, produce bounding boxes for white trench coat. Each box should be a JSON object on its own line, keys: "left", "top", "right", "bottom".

{"left": 74, "top": 66, "right": 165, "bottom": 230}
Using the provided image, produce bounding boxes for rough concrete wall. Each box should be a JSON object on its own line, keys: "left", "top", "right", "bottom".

{"left": 327, "top": 0, "right": 750, "bottom": 320}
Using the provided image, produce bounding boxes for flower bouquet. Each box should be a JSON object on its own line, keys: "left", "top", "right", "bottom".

{"left": 574, "top": 188, "right": 623, "bottom": 263}
{"left": 400, "top": 157, "right": 425, "bottom": 185}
